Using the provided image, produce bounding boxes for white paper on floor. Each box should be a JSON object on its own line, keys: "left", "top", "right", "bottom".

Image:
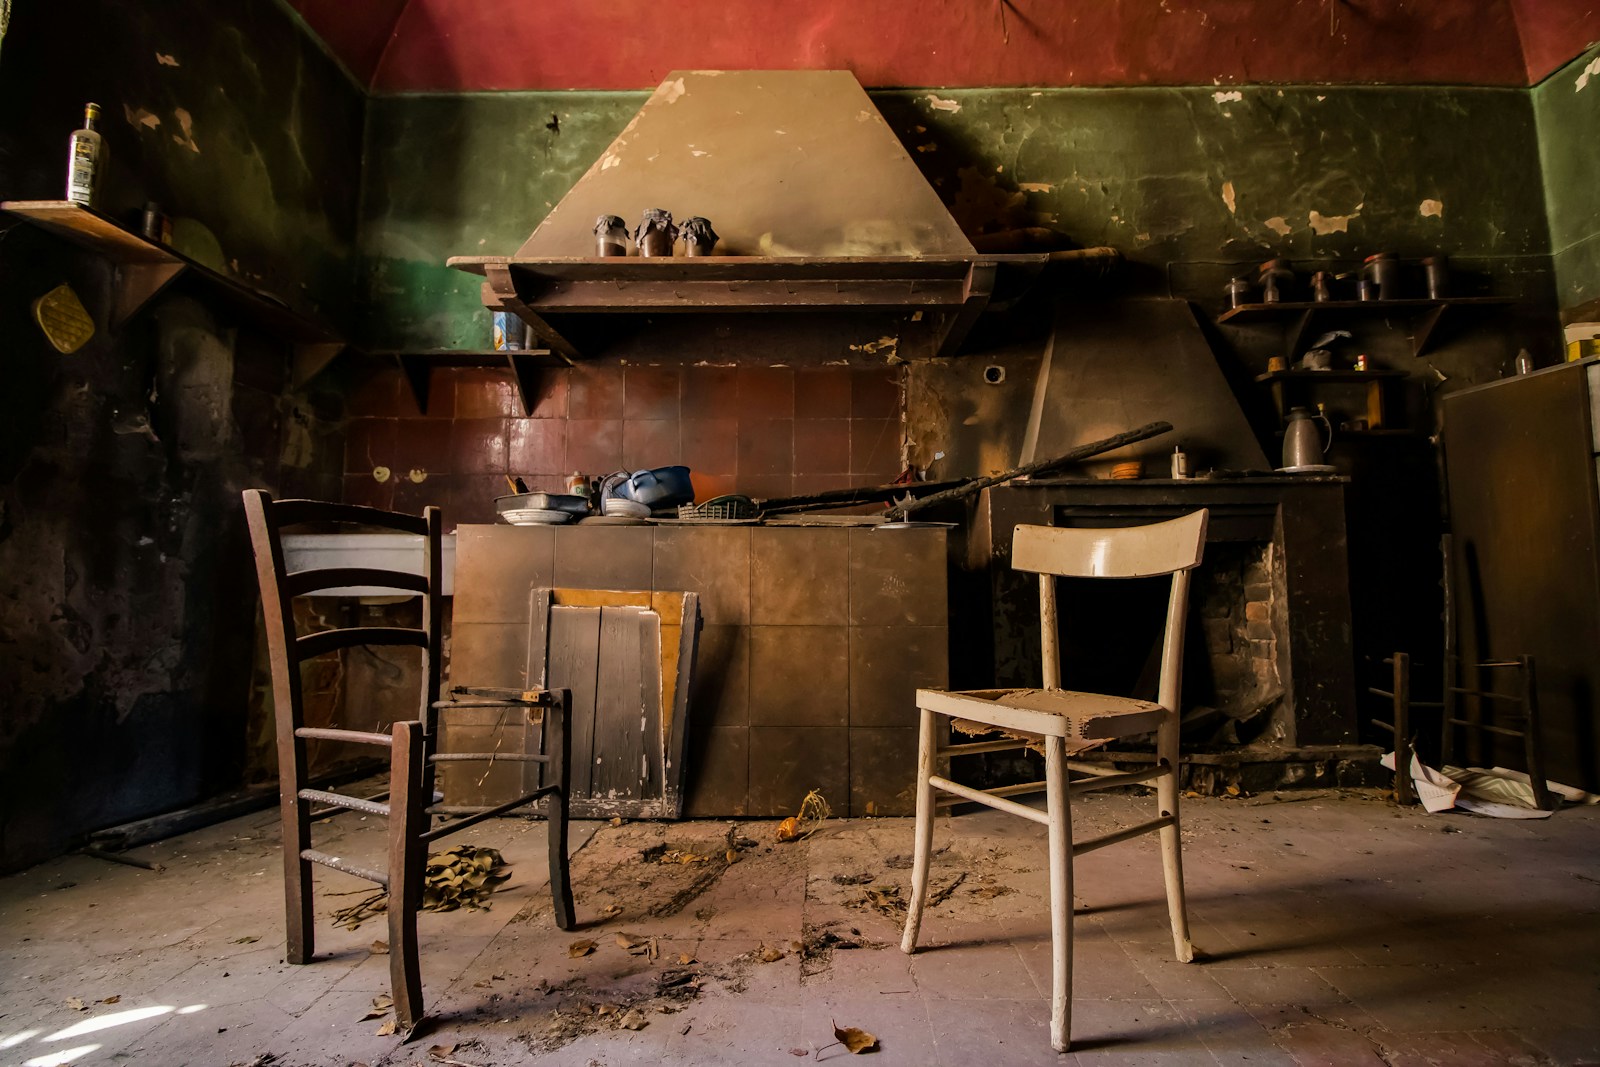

{"left": 1380, "top": 752, "right": 1571, "bottom": 818}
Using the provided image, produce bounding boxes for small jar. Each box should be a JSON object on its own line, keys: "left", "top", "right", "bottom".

{"left": 1311, "top": 271, "right": 1333, "bottom": 302}
{"left": 594, "top": 215, "right": 630, "bottom": 257}
{"left": 1422, "top": 255, "right": 1449, "bottom": 299}
{"left": 636, "top": 208, "right": 677, "bottom": 257}
{"left": 1362, "top": 252, "right": 1400, "bottom": 300}
{"left": 679, "top": 217, "right": 719, "bottom": 257}
{"left": 1226, "top": 276, "right": 1253, "bottom": 309}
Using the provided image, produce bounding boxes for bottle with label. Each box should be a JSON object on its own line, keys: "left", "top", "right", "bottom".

{"left": 65, "top": 103, "right": 103, "bottom": 207}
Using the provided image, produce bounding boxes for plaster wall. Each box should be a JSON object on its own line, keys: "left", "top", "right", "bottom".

{"left": 1534, "top": 42, "right": 1600, "bottom": 314}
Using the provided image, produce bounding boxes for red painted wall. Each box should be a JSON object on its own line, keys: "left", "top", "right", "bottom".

{"left": 297, "top": 0, "right": 1541, "bottom": 92}
{"left": 1509, "top": 0, "right": 1600, "bottom": 81}
{"left": 288, "top": 0, "right": 408, "bottom": 86}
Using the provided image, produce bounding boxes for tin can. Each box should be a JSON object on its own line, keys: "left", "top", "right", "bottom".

{"left": 492, "top": 311, "right": 524, "bottom": 351}
{"left": 1354, "top": 354, "right": 1369, "bottom": 372}
{"left": 1170, "top": 447, "right": 1190, "bottom": 479}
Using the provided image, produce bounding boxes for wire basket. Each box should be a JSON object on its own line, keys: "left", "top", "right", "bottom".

{"left": 678, "top": 494, "right": 757, "bottom": 520}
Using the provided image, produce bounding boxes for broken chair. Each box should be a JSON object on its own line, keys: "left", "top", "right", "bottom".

{"left": 900, "top": 510, "right": 1210, "bottom": 1053}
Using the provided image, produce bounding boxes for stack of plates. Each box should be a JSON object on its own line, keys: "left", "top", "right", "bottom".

{"left": 601, "top": 497, "right": 651, "bottom": 518}
{"left": 501, "top": 508, "right": 574, "bottom": 525}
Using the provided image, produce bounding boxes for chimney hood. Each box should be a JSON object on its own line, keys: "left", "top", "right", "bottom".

{"left": 448, "top": 70, "right": 1051, "bottom": 361}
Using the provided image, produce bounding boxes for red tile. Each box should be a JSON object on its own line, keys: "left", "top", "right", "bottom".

{"left": 850, "top": 418, "right": 902, "bottom": 479}
{"left": 346, "top": 366, "right": 411, "bottom": 417}
{"left": 851, "top": 366, "right": 902, "bottom": 419}
{"left": 508, "top": 419, "right": 568, "bottom": 475}
{"left": 792, "top": 472, "right": 862, "bottom": 497}
{"left": 622, "top": 419, "right": 682, "bottom": 469}
{"left": 525, "top": 367, "right": 569, "bottom": 418}
{"left": 793, "top": 418, "right": 851, "bottom": 474}
{"left": 795, "top": 367, "right": 853, "bottom": 419}
{"left": 449, "top": 474, "right": 508, "bottom": 526}
{"left": 390, "top": 417, "right": 454, "bottom": 475}
{"left": 737, "top": 419, "right": 793, "bottom": 477}
{"left": 343, "top": 472, "right": 393, "bottom": 510}
{"left": 623, "top": 366, "right": 682, "bottom": 421}
{"left": 344, "top": 418, "right": 396, "bottom": 474}
{"left": 568, "top": 363, "right": 625, "bottom": 420}
{"left": 449, "top": 418, "right": 510, "bottom": 474}
{"left": 452, "top": 368, "right": 520, "bottom": 419}
{"left": 565, "top": 418, "right": 624, "bottom": 475}
{"left": 738, "top": 472, "right": 795, "bottom": 501}
{"left": 681, "top": 418, "right": 739, "bottom": 476}
{"left": 689, "top": 471, "right": 739, "bottom": 501}
{"left": 680, "top": 365, "right": 740, "bottom": 419}
{"left": 736, "top": 366, "right": 794, "bottom": 419}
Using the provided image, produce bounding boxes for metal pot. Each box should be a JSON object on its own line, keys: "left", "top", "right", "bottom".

{"left": 1282, "top": 407, "right": 1333, "bottom": 469}
{"left": 615, "top": 466, "right": 694, "bottom": 507}
{"left": 494, "top": 492, "right": 590, "bottom": 516}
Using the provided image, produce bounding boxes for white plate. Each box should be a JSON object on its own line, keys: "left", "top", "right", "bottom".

{"left": 1276, "top": 464, "right": 1338, "bottom": 474}
{"left": 501, "top": 508, "right": 573, "bottom": 525}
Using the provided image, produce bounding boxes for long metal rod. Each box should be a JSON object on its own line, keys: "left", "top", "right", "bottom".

{"left": 928, "top": 774, "right": 1050, "bottom": 825}
{"left": 1068, "top": 764, "right": 1169, "bottom": 795}
{"left": 1072, "top": 815, "right": 1174, "bottom": 857}
{"left": 297, "top": 788, "right": 391, "bottom": 817}
{"left": 301, "top": 848, "right": 388, "bottom": 886}
{"left": 421, "top": 786, "right": 558, "bottom": 842}
{"left": 1444, "top": 718, "right": 1525, "bottom": 738}
{"left": 295, "top": 727, "right": 393, "bottom": 746}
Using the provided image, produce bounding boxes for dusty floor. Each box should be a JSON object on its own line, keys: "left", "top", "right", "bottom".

{"left": 1, "top": 789, "right": 1597, "bottom": 1066}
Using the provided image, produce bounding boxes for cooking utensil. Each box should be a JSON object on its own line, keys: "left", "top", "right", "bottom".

{"left": 613, "top": 466, "right": 695, "bottom": 507}
{"left": 495, "top": 492, "right": 589, "bottom": 516}
{"left": 1281, "top": 406, "right": 1333, "bottom": 469}
{"left": 501, "top": 507, "right": 575, "bottom": 525}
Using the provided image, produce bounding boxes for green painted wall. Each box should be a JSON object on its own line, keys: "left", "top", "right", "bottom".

{"left": 1534, "top": 43, "right": 1600, "bottom": 313}
{"left": 358, "top": 84, "right": 1555, "bottom": 349}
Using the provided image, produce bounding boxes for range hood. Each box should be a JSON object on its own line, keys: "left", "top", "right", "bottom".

{"left": 449, "top": 70, "right": 1051, "bottom": 360}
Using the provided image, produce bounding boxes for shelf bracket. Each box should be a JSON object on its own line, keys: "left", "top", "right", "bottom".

{"left": 395, "top": 353, "right": 433, "bottom": 414}
{"left": 1285, "top": 308, "right": 1316, "bottom": 361}
{"left": 482, "top": 265, "right": 582, "bottom": 361}
{"left": 113, "top": 262, "right": 184, "bottom": 330}
{"left": 1412, "top": 305, "right": 1448, "bottom": 357}
{"left": 936, "top": 261, "right": 997, "bottom": 358}
{"left": 292, "top": 342, "right": 346, "bottom": 389}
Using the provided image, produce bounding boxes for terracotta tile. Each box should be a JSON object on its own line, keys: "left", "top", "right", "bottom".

{"left": 850, "top": 417, "right": 902, "bottom": 480}
{"left": 681, "top": 418, "right": 739, "bottom": 476}
{"left": 745, "top": 726, "right": 848, "bottom": 816}
{"left": 390, "top": 417, "right": 454, "bottom": 476}
{"left": 793, "top": 419, "right": 851, "bottom": 475}
{"left": 447, "top": 621, "right": 534, "bottom": 690}
{"left": 684, "top": 726, "right": 749, "bottom": 817}
{"left": 791, "top": 472, "right": 864, "bottom": 498}
{"left": 451, "top": 368, "right": 521, "bottom": 419}
{"left": 342, "top": 472, "right": 392, "bottom": 511}
{"left": 750, "top": 528, "right": 849, "bottom": 624}
{"left": 453, "top": 525, "right": 557, "bottom": 623}
{"left": 748, "top": 625, "right": 849, "bottom": 726}
{"left": 653, "top": 527, "right": 750, "bottom": 625}
{"left": 507, "top": 419, "right": 568, "bottom": 476}
{"left": 565, "top": 418, "right": 624, "bottom": 475}
{"left": 690, "top": 624, "right": 750, "bottom": 728}
{"left": 524, "top": 366, "right": 569, "bottom": 418}
{"left": 390, "top": 471, "right": 450, "bottom": 515}
{"left": 680, "top": 365, "right": 740, "bottom": 419}
{"left": 690, "top": 471, "right": 739, "bottom": 501}
{"left": 344, "top": 418, "right": 396, "bottom": 474}
{"left": 553, "top": 525, "right": 654, "bottom": 590}
{"left": 736, "top": 366, "right": 795, "bottom": 419}
{"left": 795, "top": 367, "right": 853, "bottom": 419}
{"left": 848, "top": 526, "right": 949, "bottom": 626}
{"left": 345, "top": 366, "right": 411, "bottom": 417}
{"left": 448, "top": 474, "right": 509, "bottom": 527}
{"left": 622, "top": 419, "right": 682, "bottom": 470}
{"left": 568, "top": 363, "right": 625, "bottom": 420}
{"left": 737, "top": 419, "right": 793, "bottom": 477}
{"left": 449, "top": 418, "right": 510, "bottom": 474}
{"left": 851, "top": 365, "right": 902, "bottom": 419}
{"left": 849, "top": 625, "right": 948, "bottom": 726}
{"left": 623, "top": 366, "right": 682, "bottom": 421}
{"left": 736, "top": 472, "right": 794, "bottom": 501}
{"left": 849, "top": 727, "right": 917, "bottom": 816}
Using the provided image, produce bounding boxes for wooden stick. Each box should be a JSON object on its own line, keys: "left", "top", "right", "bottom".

{"left": 884, "top": 420, "right": 1173, "bottom": 520}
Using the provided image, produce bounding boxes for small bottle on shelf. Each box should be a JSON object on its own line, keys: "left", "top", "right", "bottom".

{"left": 65, "top": 103, "right": 104, "bottom": 208}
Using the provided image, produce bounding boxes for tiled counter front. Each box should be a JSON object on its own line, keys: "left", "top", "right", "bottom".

{"left": 451, "top": 524, "right": 948, "bottom": 817}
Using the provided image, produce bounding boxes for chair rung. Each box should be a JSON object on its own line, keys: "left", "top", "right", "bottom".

{"left": 428, "top": 752, "right": 550, "bottom": 763}
{"left": 1369, "top": 718, "right": 1396, "bottom": 732}
{"left": 422, "top": 786, "right": 559, "bottom": 842}
{"left": 1445, "top": 718, "right": 1525, "bottom": 738}
{"left": 1368, "top": 688, "right": 1395, "bottom": 700}
{"left": 295, "top": 727, "right": 393, "bottom": 746}
{"left": 1068, "top": 763, "right": 1169, "bottom": 794}
{"left": 301, "top": 848, "right": 388, "bottom": 887}
{"left": 1072, "top": 815, "right": 1174, "bottom": 857}
{"left": 937, "top": 738, "right": 1033, "bottom": 756}
{"left": 1447, "top": 687, "right": 1521, "bottom": 701}
{"left": 928, "top": 775, "right": 1049, "bottom": 825}
{"left": 935, "top": 779, "right": 1045, "bottom": 806}
{"left": 298, "top": 788, "right": 391, "bottom": 817}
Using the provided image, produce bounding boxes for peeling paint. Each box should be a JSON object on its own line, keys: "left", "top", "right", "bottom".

{"left": 1221, "top": 180, "right": 1237, "bottom": 214}
{"left": 1577, "top": 56, "right": 1600, "bottom": 92}
{"left": 1309, "top": 207, "right": 1361, "bottom": 235}
{"left": 916, "top": 143, "right": 937, "bottom": 152}
{"left": 124, "top": 105, "right": 160, "bottom": 130}
{"left": 659, "top": 77, "right": 686, "bottom": 104}
{"left": 1017, "top": 182, "right": 1053, "bottom": 192}
{"left": 925, "top": 93, "right": 961, "bottom": 113}
{"left": 1213, "top": 90, "right": 1243, "bottom": 104}
{"left": 849, "top": 336, "right": 899, "bottom": 356}
{"left": 171, "top": 107, "right": 199, "bottom": 152}
{"left": 155, "top": 52, "right": 179, "bottom": 67}
{"left": 1265, "top": 216, "right": 1293, "bottom": 236}
{"left": 1419, "top": 199, "right": 1444, "bottom": 218}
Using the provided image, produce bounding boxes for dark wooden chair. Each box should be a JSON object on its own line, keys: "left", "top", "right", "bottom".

{"left": 243, "top": 490, "right": 575, "bottom": 1032}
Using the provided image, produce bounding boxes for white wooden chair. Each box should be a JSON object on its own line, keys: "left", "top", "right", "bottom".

{"left": 900, "top": 510, "right": 1209, "bottom": 1053}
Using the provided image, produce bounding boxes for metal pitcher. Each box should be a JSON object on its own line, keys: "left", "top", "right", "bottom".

{"left": 1282, "top": 406, "right": 1332, "bottom": 468}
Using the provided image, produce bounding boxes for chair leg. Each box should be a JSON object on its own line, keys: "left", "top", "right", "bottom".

{"left": 389, "top": 722, "right": 428, "bottom": 1032}
{"left": 1519, "top": 656, "right": 1553, "bottom": 812}
{"left": 1044, "top": 735, "right": 1074, "bottom": 1053}
{"left": 900, "top": 706, "right": 939, "bottom": 955}
{"left": 544, "top": 695, "right": 576, "bottom": 931}
{"left": 1155, "top": 716, "right": 1195, "bottom": 964}
{"left": 280, "top": 784, "right": 314, "bottom": 965}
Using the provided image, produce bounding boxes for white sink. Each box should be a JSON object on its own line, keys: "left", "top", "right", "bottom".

{"left": 280, "top": 533, "right": 457, "bottom": 596}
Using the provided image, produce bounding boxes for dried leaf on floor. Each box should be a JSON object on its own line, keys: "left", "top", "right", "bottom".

{"left": 832, "top": 1020, "right": 880, "bottom": 1054}
{"left": 369, "top": 940, "right": 389, "bottom": 955}
{"left": 832, "top": 872, "right": 874, "bottom": 885}
{"left": 374, "top": 1019, "right": 396, "bottom": 1037}
{"left": 426, "top": 1044, "right": 456, "bottom": 1060}
{"left": 758, "top": 943, "right": 786, "bottom": 963}
{"left": 609, "top": 817, "right": 623, "bottom": 826}
{"left": 231, "top": 935, "right": 261, "bottom": 944}
{"left": 601, "top": 903, "right": 623, "bottom": 918}
{"left": 101, "top": 995, "right": 121, "bottom": 1005}
{"left": 360, "top": 994, "right": 393, "bottom": 1020}
{"left": 568, "top": 939, "right": 597, "bottom": 958}
{"left": 66, "top": 996, "right": 86, "bottom": 1011}
{"left": 776, "top": 789, "right": 831, "bottom": 842}
{"left": 619, "top": 1008, "right": 649, "bottom": 1031}
{"left": 677, "top": 952, "right": 696, "bottom": 965}
{"left": 615, "top": 932, "right": 652, "bottom": 955}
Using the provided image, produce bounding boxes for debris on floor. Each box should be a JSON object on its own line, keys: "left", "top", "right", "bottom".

{"left": 330, "top": 844, "right": 512, "bottom": 929}
{"left": 776, "top": 789, "right": 832, "bottom": 842}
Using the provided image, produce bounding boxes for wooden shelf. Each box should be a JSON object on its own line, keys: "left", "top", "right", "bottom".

{"left": 1218, "top": 296, "right": 1515, "bottom": 359}
{"left": 362, "top": 348, "right": 568, "bottom": 416}
{"left": 448, "top": 253, "right": 1049, "bottom": 360}
{"left": 3, "top": 200, "right": 345, "bottom": 383}
{"left": 1253, "top": 368, "right": 1407, "bottom": 384}
{"left": 1254, "top": 366, "right": 1410, "bottom": 431}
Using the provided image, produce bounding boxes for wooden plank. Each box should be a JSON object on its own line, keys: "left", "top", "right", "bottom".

{"left": 591, "top": 606, "right": 647, "bottom": 801}
{"left": 520, "top": 278, "right": 968, "bottom": 311}
{"left": 114, "top": 262, "right": 184, "bottom": 328}
{"left": 662, "top": 593, "right": 700, "bottom": 815}
{"left": 449, "top": 253, "right": 1028, "bottom": 282}
{"left": 3, "top": 200, "right": 178, "bottom": 264}
{"left": 639, "top": 609, "right": 664, "bottom": 794}
{"left": 547, "top": 606, "right": 602, "bottom": 797}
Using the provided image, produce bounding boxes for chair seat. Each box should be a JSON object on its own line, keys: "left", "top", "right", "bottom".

{"left": 916, "top": 686, "right": 1167, "bottom": 745}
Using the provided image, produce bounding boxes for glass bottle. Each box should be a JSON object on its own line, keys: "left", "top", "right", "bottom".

{"left": 66, "top": 103, "right": 103, "bottom": 207}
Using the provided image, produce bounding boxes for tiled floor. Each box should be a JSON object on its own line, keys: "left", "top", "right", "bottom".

{"left": 1, "top": 790, "right": 1596, "bottom": 1066}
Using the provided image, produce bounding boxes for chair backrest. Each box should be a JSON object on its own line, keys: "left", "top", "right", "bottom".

{"left": 1011, "top": 510, "right": 1209, "bottom": 708}
{"left": 242, "top": 490, "right": 445, "bottom": 736}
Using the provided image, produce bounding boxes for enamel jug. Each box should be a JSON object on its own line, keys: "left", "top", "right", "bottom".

{"left": 1282, "top": 406, "right": 1332, "bottom": 469}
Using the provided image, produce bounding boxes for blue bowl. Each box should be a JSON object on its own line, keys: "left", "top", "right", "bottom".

{"left": 617, "top": 466, "right": 694, "bottom": 507}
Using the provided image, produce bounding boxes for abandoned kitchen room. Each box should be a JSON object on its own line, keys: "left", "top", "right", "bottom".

{"left": 3, "top": 1, "right": 1600, "bottom": 1064}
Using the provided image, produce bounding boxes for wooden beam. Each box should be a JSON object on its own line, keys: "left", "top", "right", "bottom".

{"left": 936, "top": 261, "right": 997, "bottom": 357}
{"left": 483, "top": 264, "right": 582, "bottom": 360}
